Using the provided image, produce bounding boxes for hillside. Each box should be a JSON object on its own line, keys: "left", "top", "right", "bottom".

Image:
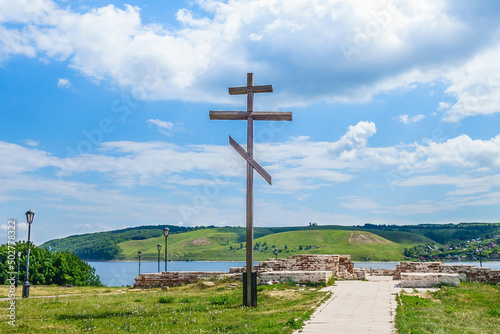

{"left": 41, "top": 225, "right": 193, "bottom": 260}
{"left": 41, "top": 223, "right": 500, "bottom": 261}
{"left": 116, "top": 228, "right": 433, "bottom": 261}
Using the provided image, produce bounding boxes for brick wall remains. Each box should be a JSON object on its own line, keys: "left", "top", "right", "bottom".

{"left": 133, "top": 271, "right": 232, "bottom": 288}
{"left": 393, "top": 262, "right": 500, "bottom": 284}
{"left": 354, "top": 267, "right": 395, "bottom": 278}
{"left": 233, "top": 254, "right": 355, "bottom": 280}
{"left": 260, "top": 271, "right": 333, "bottom": 284}
{"left": 401, "top": 273, "right": 460, "bottom": 288}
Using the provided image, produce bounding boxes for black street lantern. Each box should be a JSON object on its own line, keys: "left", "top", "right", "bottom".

{"left": 163, "top": 228, "right": 170, "bottom": 272}
{"left": 157, "top": 244, "right": 162, "bottom": 273}
{"left": 16, "top": 251, "right": 21, "bottom": 288}
{"left": 22, "top": 210, "right": 35, "bottom": 298}
{"left": 274, "top": 248, "right": 279, "bottom": 260}
{"left": 478, "top": 246, "right": 484, "bottom": 267}
{"left": 138, "top": 251, "right": 142, "bottom": 275}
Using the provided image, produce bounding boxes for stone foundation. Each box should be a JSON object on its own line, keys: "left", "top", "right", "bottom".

{"left": 133, "top": 271, "right": 232, "bottom": 288}
{"left": 354, "top": 267, "right": 395, "bottom": 279}
{"left": 400, "top": 273, "right": 460, "bottom": 288}
{"left": 394, "top": 262, "right": 500, "bottom": 284}
{"left": 260, "top": 271, "right": 333, "bottom": 284}
{"left": 232, "top": 254, "right": 355, "bottom": 280}
{"left": 134, "top": 254, "right": 356, "bottom": 288}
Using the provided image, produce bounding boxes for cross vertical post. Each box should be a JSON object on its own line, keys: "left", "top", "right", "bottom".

{"left": 245, "top": 73, "right": 254, "bottom": 307}
{"left": 209, "top": 73, "right": 292, "bottom": 307}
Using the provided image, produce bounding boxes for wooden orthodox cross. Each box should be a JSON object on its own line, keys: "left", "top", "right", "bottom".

{"left": 210, "top": 73, "right": 292, "bottom": 307}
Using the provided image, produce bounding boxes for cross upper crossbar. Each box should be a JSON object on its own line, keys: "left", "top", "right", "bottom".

{"left": 229, "top": 85, "right": 273, "bottom": 95}
{"left": 209, "top": 111, "right": 292, "bottom": 121}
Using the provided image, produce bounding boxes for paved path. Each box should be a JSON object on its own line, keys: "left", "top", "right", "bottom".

{"left": 297, "top": 276, "right": 401, "bottom": 334}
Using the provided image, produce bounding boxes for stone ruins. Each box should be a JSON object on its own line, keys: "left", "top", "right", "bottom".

{"left": 133, "top": 256, "right": 500, "bottom": 289}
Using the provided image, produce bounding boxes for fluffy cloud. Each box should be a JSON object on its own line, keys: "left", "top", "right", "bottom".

{"left": 57, "top": 78, "right": 71, "bottom": 88}
{"left": 397, "top": 114, "right": 425, "bottom": 124}
{"left": 147, "top": 119, "right": 183, "bottom": 135}
{"left": 1, "top": 0, "right": 500, "bottom": 113}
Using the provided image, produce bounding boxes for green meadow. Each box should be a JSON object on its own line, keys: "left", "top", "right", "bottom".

{"left": 396, "top": 282, "right": 500, "bottom": 334}
{"left": 0, "top": 280, "right": 327, "bottom": 333}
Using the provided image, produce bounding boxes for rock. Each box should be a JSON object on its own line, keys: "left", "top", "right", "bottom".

{"left": 301, "top": 284, "right": 307, "bottom": 288}
{"left": 202, "top": 281, "right": 215, "bottom": 287}
{"left": 161, "top": 286, "right": 169, "bottom": 291}
{"left": 230, "top": 283, "right": 238, "bottom": 287}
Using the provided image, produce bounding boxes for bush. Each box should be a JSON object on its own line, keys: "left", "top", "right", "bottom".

{"left": 0, "top": 241, "right": 101, "bottom": 286}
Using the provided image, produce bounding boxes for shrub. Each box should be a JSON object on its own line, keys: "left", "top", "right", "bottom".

{"left": 158, "top": 297, "right": 175, "bottom": 304}
{"left": 209, "top": 294, "right": 231, "bottom": 305}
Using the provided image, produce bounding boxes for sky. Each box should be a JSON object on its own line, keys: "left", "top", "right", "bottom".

{"left": 2, "top": 0, "right": 500, "bottom": 244}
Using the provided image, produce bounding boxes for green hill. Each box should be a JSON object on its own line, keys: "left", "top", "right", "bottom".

{"left": 116, "top": 228, "right": 433, "bottom": 261}
{"left": 41, "top": 222, "right": 499, "bottom": 262}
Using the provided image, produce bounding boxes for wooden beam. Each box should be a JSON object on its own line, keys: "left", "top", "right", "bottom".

{"left": 210, "top": 111, "right": 292, "bottom": 121}
{"left": 229, "top": 136, "right": 272, "bottom": 185}
{"left": 228, "top": 85, "right": 273, "bottom": 95}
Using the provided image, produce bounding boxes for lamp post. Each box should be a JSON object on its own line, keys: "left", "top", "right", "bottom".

{"left": 22, "top": 210, "right": 34, "bottom": 298}
{"left": 478, "top": 246, "right": 483, "bottom": 267}
{"left": 163, "top": 228, "right": 170, "bottom": 272}
{"left": 274, "top": 248, "right": 278, "bottom": 260}
{"left": 138, "top": 251, "right": 142, "bottom": 275}
{"left": 16, "top": 251, "right": 21, "bottom": 288}
{"left": 157, "top": 244, "right": 162, "bottom": 273}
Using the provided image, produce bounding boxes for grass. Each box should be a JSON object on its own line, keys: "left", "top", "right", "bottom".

{"left": 117, "top": 228, "right": 431, "bottom": 262}
{"left": 0, "top": 285, "right": 126, "bottom": 298}
{"left": 0, "top": 280, "right": 327, "bottom": 333}
{"left": 396, "top": 282, "right": 500, "bottom": 333}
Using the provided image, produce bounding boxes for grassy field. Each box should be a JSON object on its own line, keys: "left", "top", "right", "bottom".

{"left": 117, "top": 228, "right": 432, "bottom": 261}
{"left": 396, "top": 282, "right": 500, "bottom": 333}
{"left": 0, "top": 281, "right": 327, "bottom": 333}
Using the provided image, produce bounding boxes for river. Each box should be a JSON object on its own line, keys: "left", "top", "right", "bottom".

{"left": 89, "top": 261, "right": 500, "bottom": 287}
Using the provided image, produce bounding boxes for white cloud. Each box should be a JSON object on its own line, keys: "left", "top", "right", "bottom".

{"left": 397, "top": 114, "right": 425, "bottom": 124}
{"left": 147, "top": 119, "right": 177, "bottom": 135}
{"left": 0, "top": 0, "right": 499, "bottom": 111}
{"left": 57, "top": 78, "right": 71, "bottom": 88}
{"left": 24, "top": 139, "right": 39, "bottom": 147}
{"left": 439, "top": 45, "right": 500, "bottom": 121}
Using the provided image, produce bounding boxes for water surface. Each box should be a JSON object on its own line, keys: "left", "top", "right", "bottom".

{"left": 90, "top": 261, "right": 500, "bottom": 287}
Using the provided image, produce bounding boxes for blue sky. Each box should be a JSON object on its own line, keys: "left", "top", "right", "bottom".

{"left": 2, "top": 0, "right": 500, "bottom": 244}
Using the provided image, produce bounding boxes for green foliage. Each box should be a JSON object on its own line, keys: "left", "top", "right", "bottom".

{"left": 327, "top": 275, "right": 335, "bottom": 286}
{"left": 0, "top": 241, "right": 101, "bottom": 286}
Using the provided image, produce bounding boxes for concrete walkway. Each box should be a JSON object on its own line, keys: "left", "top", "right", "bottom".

{"left": 297, "top": 276, "right": 401, "bottom": 334}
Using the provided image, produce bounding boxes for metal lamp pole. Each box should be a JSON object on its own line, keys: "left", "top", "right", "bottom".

{"left": 157, "top": 244, "right": 162, "bottom": 273}
{"left": 478, "top": 246, "right": 483, "bottom": 267}
{"left": 16, "top": 251, "right": 21, "bottom": 288}
{"left": 138, "top": 251, "right": 142, "bottom": 275}
{"left": 163, "top": 228, "right": 169, "bottom": 271}
{"left": 22, "top": 210, "right": 35, "bottom": 298}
